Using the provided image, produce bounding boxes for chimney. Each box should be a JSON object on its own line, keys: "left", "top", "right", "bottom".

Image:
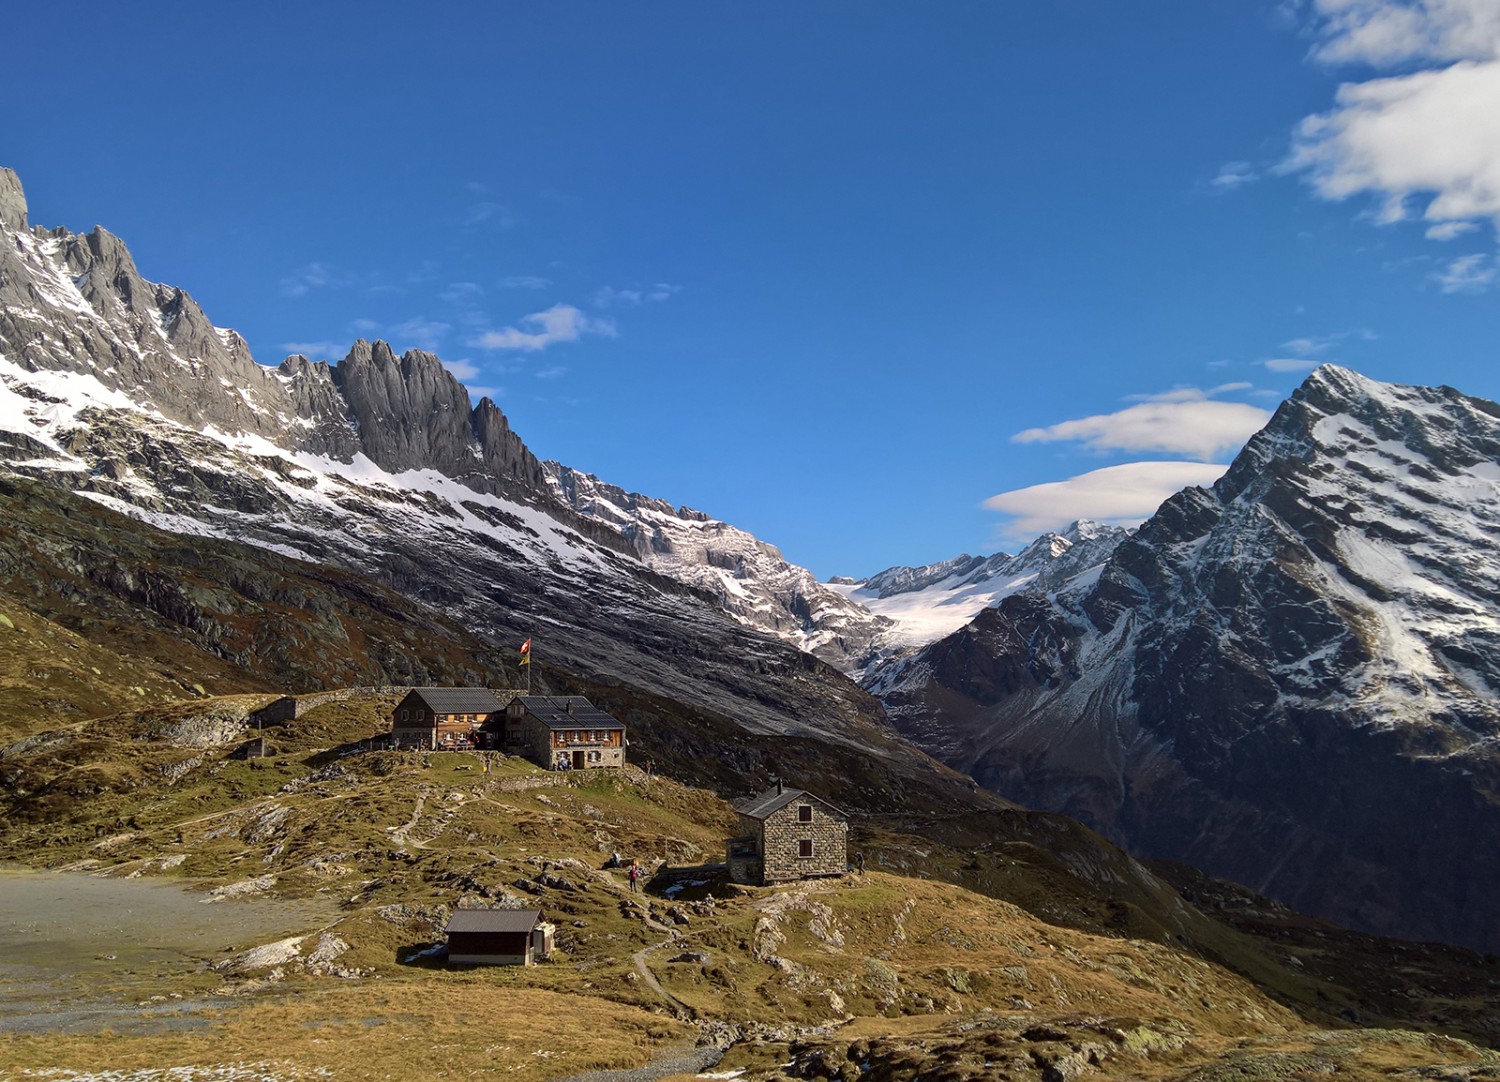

{"left": 776, "top": 778, "right": 783, "bottom": 795}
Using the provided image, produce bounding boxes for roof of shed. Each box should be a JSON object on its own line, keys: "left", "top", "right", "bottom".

{"left": 515, "top": 695, "right": 624, "bottom": 731}
{"left": 445, "top": 908, "right": 542, "bottom": 934}
{"left": 735, "top": 785, "right": 846, "bottom": 821}
{"left": 402, "top": 688, "right": 511, "bottom": 715}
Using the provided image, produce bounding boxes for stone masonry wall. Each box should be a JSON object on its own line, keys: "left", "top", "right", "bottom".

{"left": 761, "top": 801, "right": 847, "bottom": 883}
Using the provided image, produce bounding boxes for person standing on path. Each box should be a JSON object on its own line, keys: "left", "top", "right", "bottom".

{"left": 628, "top": 860, "right": 640, "bottom": 893}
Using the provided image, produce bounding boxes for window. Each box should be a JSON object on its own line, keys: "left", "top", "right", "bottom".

{"left": 399, "top": 709, "right": 409, "bottom": 722}
{"left": 798, "top": 839, "right": 814, "bottom": 858}
{"left": 798, "top": 805, "right": 813, "bottom": 823}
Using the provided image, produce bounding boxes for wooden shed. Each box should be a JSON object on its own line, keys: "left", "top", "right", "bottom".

{"left": 444, "top": 908, "right": 553, "bottom": 966}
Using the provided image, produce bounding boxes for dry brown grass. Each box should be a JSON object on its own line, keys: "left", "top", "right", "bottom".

{"left": 0, "top": 982, "right": 694, "bottom": 1080}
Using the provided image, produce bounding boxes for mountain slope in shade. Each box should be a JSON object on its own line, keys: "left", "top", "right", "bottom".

{"left": 880, "top": 365, "right": 1500, "bottom": 952}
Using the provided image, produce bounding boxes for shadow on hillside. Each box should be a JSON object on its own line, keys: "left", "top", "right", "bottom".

{"left": 396, "top": 941, "right": 448, "bottom": 968}
{"left": 645, "top": 864, "right": 730, "bottom": 902}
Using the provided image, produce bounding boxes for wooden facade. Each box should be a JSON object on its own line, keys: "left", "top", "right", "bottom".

{"left": 727, "top": 783, "right": 848, "bottom": 885}
{"left": 389, "top": 688, "right": 517, "bottom": 750}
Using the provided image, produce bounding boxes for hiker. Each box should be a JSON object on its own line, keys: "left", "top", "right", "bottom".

{"left": 628, "top": 861, "right": 640, "bottom": 893}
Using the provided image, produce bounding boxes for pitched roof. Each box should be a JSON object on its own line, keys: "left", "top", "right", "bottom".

{"left": 734, "top": 785, "right": 846, "bottom": 821}
{"left": 403, "top": 688, "right": 511, "bottom": 715}
{"left": 445, "top": 908, "right": 541, "bottom": 934}
{"left": 514, "top": 695, "right": 624, "bottom": 731}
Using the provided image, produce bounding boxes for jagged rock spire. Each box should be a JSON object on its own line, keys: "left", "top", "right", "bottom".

{"left": 0, "top": 168, "right": 28, "bottom": 231}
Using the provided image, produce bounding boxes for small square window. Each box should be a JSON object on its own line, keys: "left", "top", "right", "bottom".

{"left": 799, "top": 839, "right": 814, "bottom": 858}
{"left": 798, "top": 804, "right": 812, "bottom": 822}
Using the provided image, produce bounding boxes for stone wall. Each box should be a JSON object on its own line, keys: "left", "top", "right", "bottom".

{"left": 252, "top": 687, "right": 409, "bottom": 731}
{"left": 760, "top": 800, "right": 847, "bottom": 883}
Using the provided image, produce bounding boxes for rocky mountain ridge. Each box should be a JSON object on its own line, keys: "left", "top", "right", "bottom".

{"left": 543, "top": 462, "right": 897, "bottom": 670}
{"left": 879, "top": 365, "right": 1500, "bottom": 952}
{"left": 0, "top": 167, "right": 891, "bottom": 748}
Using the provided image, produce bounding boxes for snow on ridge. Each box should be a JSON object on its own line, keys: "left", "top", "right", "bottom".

{"left": 0, "top": 356, "right": 612, "bottom": 582}
{"left": 0, "top": 355, "right": 163, "bottom": 451}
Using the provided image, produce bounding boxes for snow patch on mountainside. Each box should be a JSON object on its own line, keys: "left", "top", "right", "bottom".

{"left": 833, "top": 521, "right": 1129, "bottom": 654}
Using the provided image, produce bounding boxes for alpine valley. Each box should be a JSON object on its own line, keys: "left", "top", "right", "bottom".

{"left": 4, "top": 166, "right": 1500, "bottom": 1079}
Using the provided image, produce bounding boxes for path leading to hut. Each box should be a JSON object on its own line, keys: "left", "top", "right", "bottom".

{"left": 544, "top": 865, "right": 736, "bottom": 1082}
{"left": 387, "top": 788, "right": 429, "bottom": 849}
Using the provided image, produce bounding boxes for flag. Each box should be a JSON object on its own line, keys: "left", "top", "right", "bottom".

{"left": 519, "top": 638, "right": 531, "bottom": 666}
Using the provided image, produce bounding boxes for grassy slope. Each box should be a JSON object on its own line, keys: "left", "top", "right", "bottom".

{"left": 3, "top": 692, "right": 1499, "bottom": 1081}
{"left": 0, "top": 475, "right": 513, "bottom": 744}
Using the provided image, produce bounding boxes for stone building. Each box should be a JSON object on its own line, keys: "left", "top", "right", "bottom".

{"left": 727, "top": 781, "right": 848, "bottom": 885}
{"left": 505, "top": 695, "right": 626, "bottom": 770}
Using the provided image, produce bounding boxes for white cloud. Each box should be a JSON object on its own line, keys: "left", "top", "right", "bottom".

{"left": 445, "top": 358, "right": 481, "bottom": 381}
{"left": 464, "top": 201, "right": 516, "bottom": 229}
{"left": 1287, "top": 4, "right": 1500, "bottom": 239}
{"left": 280, "top": 262, "right": 335, "bottom": 298}
{"left": 1426, "top": 219, "right": 1479, "bottom": 238}
{"left": 388, "top": 318, "right": 451, "bottom": 352}
{"left": 1287, "top": 60, "right": 1500, "bottom": 230}
{"left": 1262, "top": 357, "right": 1324, "bottom": 372}
{"left": 1280, "top": 328, "right": 1377, "bottom": 357}
{"left": 984, "top": 461, "right": 1232, "bottom": 539}
{"left": 499, "top": 275, "right": 552, "bottom": 290}
{"left": 1432, "top": 252, "right": 1497, "bottom": 291}
{"left": 1283, "top": 336, "right": 1327, "bottom": 356}
{"left": 279, "top": 340, "right": 348, "bottom": 360}
{"left": 1124, "top": 382, "right": 1255, "bottom": 403}
{"left": 535, "top": 365, "right": 567, "bottom": 380}
{"left": 1212, "top": 161, "right": 1260, "bottom": 189}
{"left": 595, "top": 283, "right": 682, "bottom": 308}
{"left": 472, "top": 304, "right": 617, "bottom": 352}
{"left": 1308, "top": 0, "right": 1500, "bottom": 65}
{"left": 439, "top": 282, "right": 484, "bottom": 304}
{"left": 1013, "top": 393, "right": 1272, "bottom": 459}
{"left": 346, "top": 317, "right": 450, "bottom": 353}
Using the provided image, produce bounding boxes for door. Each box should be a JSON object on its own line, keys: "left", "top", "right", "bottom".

{"left": 573, "top": 750, "right": 586, "bottom": 770}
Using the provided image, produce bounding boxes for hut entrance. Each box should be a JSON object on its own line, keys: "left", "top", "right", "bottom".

{"left": 572, "top": 750, "right": 586, "bottom": 769}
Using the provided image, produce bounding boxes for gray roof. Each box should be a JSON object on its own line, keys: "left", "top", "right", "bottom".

{"left": 402, "top": 687, "right": 511, "bottom": 715}
{"left": 735, "top": 785, "right": 846, "bottom": 821}
{"left": 446, "top": 908, "right": 541, "bottom": 934}
{"left": 515, "top": 695, "right": 623, "bottom": 731}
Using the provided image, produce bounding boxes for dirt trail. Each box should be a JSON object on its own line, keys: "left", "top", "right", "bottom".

{"left": 387, "top": 788, "right": 429, "bottom": 849}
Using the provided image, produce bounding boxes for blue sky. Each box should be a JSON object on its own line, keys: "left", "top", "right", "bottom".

{"left": 7, "top": 2, "right": 1498, "bottom": 577}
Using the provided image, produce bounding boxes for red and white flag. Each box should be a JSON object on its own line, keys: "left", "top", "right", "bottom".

{"left": 519, "top": 638, "right": 532, "bottom": 664}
